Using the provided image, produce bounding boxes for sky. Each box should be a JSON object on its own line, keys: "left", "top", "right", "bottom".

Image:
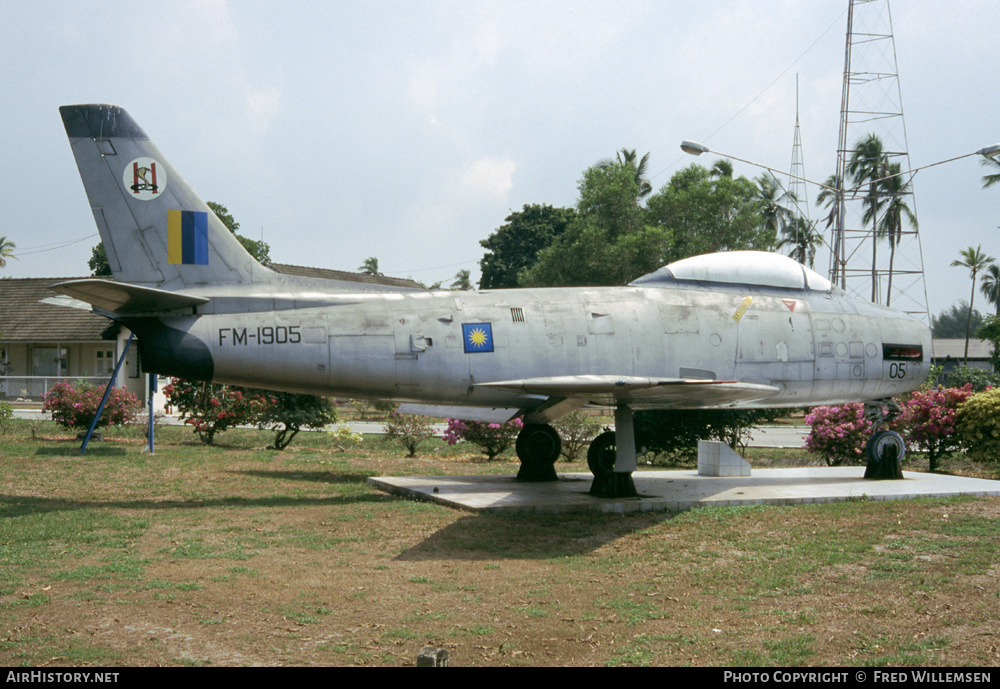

{"left": 1, "top": 0, "right": 998, "bottom": 321}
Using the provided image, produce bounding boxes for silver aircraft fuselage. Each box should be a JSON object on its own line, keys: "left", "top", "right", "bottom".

{"left": 145, "top": 275, "right": 930, "bottom": 417}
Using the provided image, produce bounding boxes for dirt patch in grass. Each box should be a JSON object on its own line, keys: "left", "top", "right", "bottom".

{"left": 1, "top": 422, "right": 998, "bottom": 666}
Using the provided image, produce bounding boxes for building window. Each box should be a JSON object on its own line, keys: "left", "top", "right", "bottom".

{"left": 32, "top": 346, "right": 68, "bottom": 376}
{"left": 96, "top": 349, "right": 115, "bottom": 376}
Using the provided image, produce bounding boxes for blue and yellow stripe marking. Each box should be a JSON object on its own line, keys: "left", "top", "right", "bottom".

{"left": 167, "top": 210, "right": 209, "bottom": 265}
{"left": 462, "top": 323, "right": 494, "bottom": 353}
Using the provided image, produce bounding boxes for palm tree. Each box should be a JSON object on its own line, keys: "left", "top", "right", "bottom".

{"left": 982, "top": 156, "right": 1000, "bottom": 189}
{"left": 776, "top": 217, "right": 823, "bottom": 268}
{"left": 951, "top": 245, "right": 996, "bottom": 365}
{"left": 450, "top": 269, "right": 472, "bottom": 291}
{"left": 755, "top": 173, "right": 796, "bottom": 247}
{"left": 599, "top": 149, "right": 652, "bottom": 198}
{"left": 980, "top": 263, "right": 1000, "bottom": 316}
{"left": 710, "top": 159, "right": 733, "bottom": 179}
{"left": 815, "top": 173, "right": 843, "bottom": 283}
{"left": 0, "top": 236, "right": 16, "bottom": 269}
{"left": 358, "top": 256, "right": 381, "bottom": 276}
{"left": 848, "top": 134, "right": 888, "bottom": 302}
{"left": 877, "top": 162, "right": 918, "bottom": 307}
{"left": 815, "top": 174, "right": 843, "bottom": 231}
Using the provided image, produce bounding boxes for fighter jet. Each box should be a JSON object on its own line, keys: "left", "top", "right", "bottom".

{"left": 55, "top": 104, "right": 931, "bottom": 497}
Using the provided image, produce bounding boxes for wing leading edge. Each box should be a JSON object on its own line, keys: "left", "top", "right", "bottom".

{"left": 476, "top": 375, "right": 780, "bottom": 409}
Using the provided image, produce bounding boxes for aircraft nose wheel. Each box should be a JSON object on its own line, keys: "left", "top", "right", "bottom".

{"left": 515, "top": 423, "right": 561, "bottom": 482}
{"left": 864, "top": 429, "right": 905, "bottom": 480}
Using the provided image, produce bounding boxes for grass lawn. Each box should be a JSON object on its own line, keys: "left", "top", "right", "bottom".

{"left": 1, "top": 419, "right": 998, "bottom": 666}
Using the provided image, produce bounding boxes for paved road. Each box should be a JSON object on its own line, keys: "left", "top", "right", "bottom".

{"left": 11, "top": 408, "right": 810, "bottom": 448}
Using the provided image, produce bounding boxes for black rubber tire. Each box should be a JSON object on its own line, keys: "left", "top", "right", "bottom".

{"left": 587, "top": 431, "right": 616, "bottom": 477}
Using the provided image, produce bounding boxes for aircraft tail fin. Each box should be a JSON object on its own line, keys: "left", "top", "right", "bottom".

{"left": 60, "top": 104, "right": 272, "bottom": 289}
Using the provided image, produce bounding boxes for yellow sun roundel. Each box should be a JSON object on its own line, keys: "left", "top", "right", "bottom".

{"left": 468, "top": 328, "right": 487, "bottom": 346}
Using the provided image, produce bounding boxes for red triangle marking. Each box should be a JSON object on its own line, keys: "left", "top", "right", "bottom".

{"left": 783, "top": 300, "right": 797, "bottom": 312}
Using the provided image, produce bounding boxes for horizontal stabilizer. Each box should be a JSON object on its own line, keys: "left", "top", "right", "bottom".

{"left": 50, "top": 279, "right": 209, "bottom": 315}
{"left": 477, "top": 375, "right": 780, "bottom": 409}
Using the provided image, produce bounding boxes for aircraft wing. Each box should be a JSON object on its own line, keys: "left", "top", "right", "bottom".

{"left": 49, "top": 279, "right": 209, "bottom": 316}
{"left": 476, "top": 375, "right": 780, "bottom": 409}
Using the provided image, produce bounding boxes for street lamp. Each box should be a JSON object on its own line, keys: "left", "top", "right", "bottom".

{"left": 680, "top": 139, "right": 1000, "bottom": 192}
{"left": 679, "top": 139, "right": 1000, "bottom": 297}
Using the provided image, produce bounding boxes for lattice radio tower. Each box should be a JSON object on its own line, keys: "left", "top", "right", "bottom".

{"left": 830, "top": 0, "right": 928, "bottom": 320}
{"left": 789, "top": 75, "right": 810, "bottom": 218}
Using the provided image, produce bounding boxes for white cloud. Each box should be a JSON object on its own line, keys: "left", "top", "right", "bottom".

{"left": 459, "top": 157, "right": 516, "bottom": 199}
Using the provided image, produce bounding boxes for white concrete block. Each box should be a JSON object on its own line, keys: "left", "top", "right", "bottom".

{"left": 698, "top": 440, "right": 750, "bottom": 477}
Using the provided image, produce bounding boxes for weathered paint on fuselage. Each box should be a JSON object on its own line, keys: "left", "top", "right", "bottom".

{"left": 137, "top": 279, "right": 931, "bottom": 415}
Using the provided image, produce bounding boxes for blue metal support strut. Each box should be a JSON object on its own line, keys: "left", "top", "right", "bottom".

{"left": 80, "top": 333, "right": 134, "bottom": 454}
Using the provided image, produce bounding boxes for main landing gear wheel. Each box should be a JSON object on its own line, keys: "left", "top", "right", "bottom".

{"left": 515, "top": 423, "right": 561, "bottom": 482}
{"left": 587, "top": 431, "right": 638, "bottom": 498}
{"left": 864, "top": 429, "right": 905, "bottom": 480}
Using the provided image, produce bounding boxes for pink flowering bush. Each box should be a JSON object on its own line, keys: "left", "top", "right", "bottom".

{"left": 894, "top": 385, "right": 973, "bottom": 471}
{"left": 444, "top": 417, "right": 524, "bottom": 461}
{"left": 804, "top": 403, "right": 871, "bottom": 466}
{"left": 43, "top": 381, "right": 141, "bottom": 430}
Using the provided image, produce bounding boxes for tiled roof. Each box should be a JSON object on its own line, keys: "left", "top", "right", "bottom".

{"left": 931, "top": 338, "right": 994, "bottom": 361}
{"left": 0, "top": 277, "right": 118, "bottom": 342}
{"left": 269, "top": 263, "right": 425, "bottom": 290}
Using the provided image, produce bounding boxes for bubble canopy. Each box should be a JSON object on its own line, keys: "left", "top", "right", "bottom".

{"left": 631, "top": 251, "right": 833, "bottom": 292}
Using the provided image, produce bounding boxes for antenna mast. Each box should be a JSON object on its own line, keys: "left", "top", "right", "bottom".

{"left": 830, "top": 0, "right": 928, "bottom": 319}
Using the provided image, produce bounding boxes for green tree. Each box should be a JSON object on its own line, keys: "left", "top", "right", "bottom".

{"left": 931, "top": 301, "right": 984, "bottom": 339}
{"left": 358, "top": 256, "right": 381, "bottom": 276}
{"left": 951, "top": 245, "right": 996, "bottom": 365}
{"left": 776, "top": 216, "right": 823, "bottom": 268}
{"left": 519, "top": 162, "right": 670, "bottom": 287}
{"left": 478, "top": 204, "right": 575, "bottom": 289}
{"left": 89, "top": 242, "right": 112, "bottom": 276}
{"left": 644, "top": 164, "right": 769, "bottom": 261}
{"left": 207, "top": 201, "right": 270, "bottom": 263}
{"left": 0, "top": 236, "right": 16, "bottom": 268}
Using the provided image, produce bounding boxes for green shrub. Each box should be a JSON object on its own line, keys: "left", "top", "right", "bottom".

{"left": 635, "top": 408, "right": 779, "bottom": 464}
{"left": 552, "top": 411, "right": 604, "bottom": 462}
{"left": 956, "top": 387, "right": 1000, "bottom": 463}
{"left": 942, "top": 366, "right": 1000, "bottom": 392}
{"left": 383, "top": 412, "right": 434, "bottom": 457}
{"left": 0, "top": 400, "right": 12, "bottom": 434}
{"left": 257, "top": 392, "right": 336, "bottom": 450}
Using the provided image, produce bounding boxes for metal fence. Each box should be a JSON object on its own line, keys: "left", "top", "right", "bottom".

{"left": 0, "top": 377, "right": 113, "bottom": 403}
